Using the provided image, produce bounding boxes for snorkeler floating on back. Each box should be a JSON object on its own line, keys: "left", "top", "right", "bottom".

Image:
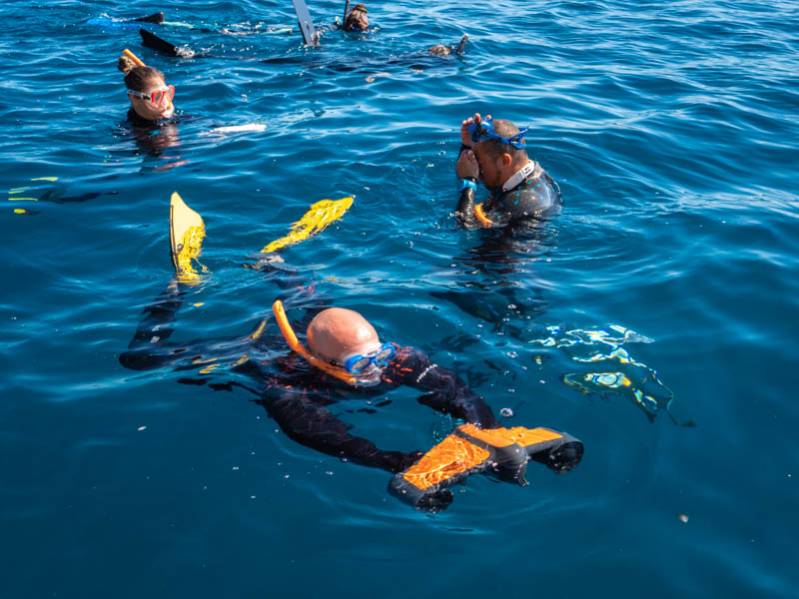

{"left": 129, "top": 4, "right": 467, "bottom": 65}
{"left": 119, "top": 194, "right": 583, "bottom": 510}
{"left": 455, "top": 113, "right": 562, "bottom": 228}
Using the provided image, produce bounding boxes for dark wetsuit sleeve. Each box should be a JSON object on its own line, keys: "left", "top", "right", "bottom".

{"left": 387, "top": 347, "right": 498, "bottom": 428}
{"left": 456, "top": 185, "right": 479, "bottom": 228}
{"left": 455, "top": 144, "right": 481, "bottom": 229}
{"left": 261, "top": 386, "right": 418, "bottom": 473}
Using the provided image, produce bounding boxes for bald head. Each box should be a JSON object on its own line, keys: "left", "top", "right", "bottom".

{"left": 307, "top": 307, "right": 381, "bottom": 364}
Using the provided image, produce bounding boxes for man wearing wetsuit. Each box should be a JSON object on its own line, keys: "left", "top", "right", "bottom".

{"left": 455, "top": 113, "right": 561, "bottom": 228}
{"left": 119, "top": 201, "right": 582, "bottom": 509}
{"left": 121, "top": 286, "right": 499, "bottom": 468}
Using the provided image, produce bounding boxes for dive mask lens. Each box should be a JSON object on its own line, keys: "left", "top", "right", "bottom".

{"left": 343, "top": 344, "right": 396, "bottom": 374}
{"left": 150, "top": 85, "right": 175, "bottom": 106}
{"left": 373, "top": 344, "right": 396, "bottom": 367}
{"left": 345, "top": 355, "right": 373, "bottom": 375}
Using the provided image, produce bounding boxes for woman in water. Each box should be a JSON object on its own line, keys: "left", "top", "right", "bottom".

{"left": 118, "top": 53, "right": 176, "bottom": 127}
{"left": 116, "top": 52, "right": 185, "bottom": 163}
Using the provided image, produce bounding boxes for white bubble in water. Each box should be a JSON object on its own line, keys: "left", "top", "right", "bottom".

{"left": 500, "top": 407, "right": 514, "bottom": 418}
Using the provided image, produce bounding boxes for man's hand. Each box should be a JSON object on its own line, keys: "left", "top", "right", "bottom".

{"left": 460, "top": 112, "right": 491, "bottom": 148}
{"left": 456, "top": 149, "right": 480, "bottom": 180}
{"left": 460, "top": 113, "right": 481, "bottom": 148}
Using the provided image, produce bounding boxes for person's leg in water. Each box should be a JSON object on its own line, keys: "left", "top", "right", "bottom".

{"left": 119, "top": 195, "right": 420, "bottom": 475}
{"left": 119, "top": 279, "right": 186, "bottom": 371}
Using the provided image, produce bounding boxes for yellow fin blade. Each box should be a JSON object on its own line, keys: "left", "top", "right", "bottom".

{"left": 169, "top": 192, "right": 206, "bottom": 284}
{"left": 260, "top": 196, "right": 354, "bottom": 254}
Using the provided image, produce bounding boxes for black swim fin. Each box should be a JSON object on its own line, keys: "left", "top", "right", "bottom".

{"left": 140, "top": 27, "right": 181, "bottom": 57}
{"left": 455, "top": 34, "right": 469, "bottom": 56}
{"left": 132, "top": 12, "right": 165, "bottom": 24}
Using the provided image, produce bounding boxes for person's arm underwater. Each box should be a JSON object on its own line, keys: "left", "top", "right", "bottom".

{"left": 260, "top": 385, "right": 419, "bottom": 473}
{"left": 386, "top": 346, "right": 498, "bottom": 428}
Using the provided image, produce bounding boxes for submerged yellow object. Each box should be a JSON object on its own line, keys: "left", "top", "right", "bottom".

{"left": 260, "top": 196, "right": 354, "bottom": 254}
{"left": 473, "top": 202, "right": 493, "bottom": 227}
{"left": 169, "top": 192, "right": 206, "bottom": 284}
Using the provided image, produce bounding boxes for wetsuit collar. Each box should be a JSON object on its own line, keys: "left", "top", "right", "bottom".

{"left": 502, "top": 160, "right": 539, "bottom": 193}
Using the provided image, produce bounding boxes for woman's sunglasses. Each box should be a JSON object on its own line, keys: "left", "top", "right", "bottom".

{"left": 127, "top": 85, "right": 175, "bottom": 106}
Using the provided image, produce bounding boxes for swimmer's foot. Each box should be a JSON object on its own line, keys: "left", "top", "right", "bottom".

{"left": 455, "top": 34, "right": 469, "bottom": 56}
{"left": 132, "top": 12, "right": 165, "bottom": 24}
{"left": 140, "top": 28, "right": 195, "bottom": 58}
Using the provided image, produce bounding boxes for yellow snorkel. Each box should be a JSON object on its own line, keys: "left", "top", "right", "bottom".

{"left": 272, "top": 300, "right": 358, "bottom": 385}
{"left": 121, "top": 48, "right": 146, "bottom": 68}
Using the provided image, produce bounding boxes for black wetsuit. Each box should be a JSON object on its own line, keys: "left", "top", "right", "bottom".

{"left": 456, "top": 159, "right": 562, "bottom": 228}
{"left": 126, "top": 107, "right": 180, "bottom": 128}
{"left": 140, "top": 27, "right": 463, "bottom": 73}
{"left": 123, "top": 108, "right": 186, "bottom": 159}
{"left": 119, "top": 283, "right": 498, "bottom": 474}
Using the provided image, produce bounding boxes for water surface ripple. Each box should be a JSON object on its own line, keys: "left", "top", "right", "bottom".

{"left": 1, "top": 0, "right": 797, "bottom": 597}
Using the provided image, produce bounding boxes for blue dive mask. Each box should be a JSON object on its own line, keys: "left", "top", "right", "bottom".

{"left": 342, "top": 343, "right": 396, "bottom": 374}
{"left": 467, "top": 116, "right": 528, "bottom": 149}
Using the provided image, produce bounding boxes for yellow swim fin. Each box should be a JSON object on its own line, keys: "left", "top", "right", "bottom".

{"left": 260, "top": 196, "right": 354, "bottom": 254}
{"left": 169, "top": 191, "right": 206, "bottom": 284}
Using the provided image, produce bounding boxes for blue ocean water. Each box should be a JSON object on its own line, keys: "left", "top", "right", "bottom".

{"left": 1, "top": 0, "right": 798, "bottom": 596}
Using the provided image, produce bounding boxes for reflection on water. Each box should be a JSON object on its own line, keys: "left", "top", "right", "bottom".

{"left": 532, "top": 324, "right": 692, "bottom": 425}
{"left": 1, "top": 0, "right": 797, "bottom": 595}
{"left": 433, "top": 224, "right": 555, "bottom": 335}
